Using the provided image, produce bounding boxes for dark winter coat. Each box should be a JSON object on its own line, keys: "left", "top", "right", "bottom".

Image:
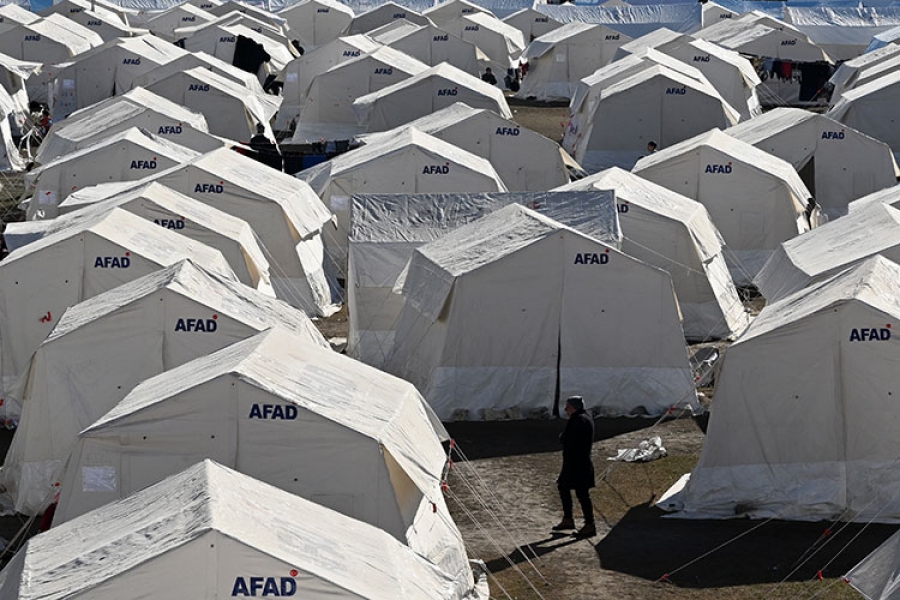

{"left": 557, "top": 409, "right": 595, "bottom": 490}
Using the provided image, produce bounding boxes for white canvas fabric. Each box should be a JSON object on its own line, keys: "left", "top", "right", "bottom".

{"left": 0, "top": 85, "right": 24, "bottom": 172}
{"left": 0, "top": 5, "right": 39, "bottom": 35}
{"left": 755, "top": 202, "right": 900, "bottom": 303}
{"left": 866, "top": 23, "right": 900, "bottom": 53}
{"left": 837, "top": 52, "right": 900, "bottom": 102}
{"left": 24, "top": 128, "right": 200, "bottom": 220}
{"left": 830, "top": 43, "right": 900, "bottom": 102}
{"left": 0, "top": 14, "right": 103, "bottom": 65}
{"left": 297, "top": 127, "right": 507, "bottom": 269}
{"left": 828, "top": 71, "right": 900, "bottom": 165}
{"left": 1, "top": 261, "right": 327, "bottom": 515}
{"left": 36, "top": 88, "right": 221, "bottom": 164}
{"left": 849, "top": 183, "right": 900, "bottom": 214}
{"left": 58, "top": 147, "right": 339, "bottom": 316}
{"left": 633, "top": 129, "right": 812, "bottom": 285}
{"left": 274, "top": 34, "right": 382, "bottom": 131}
{"left": 423, "top": 0, "right": 491, "bottom": 29}
{"left": 701, "top": 1, "right": 738, "bottom": 28}
{"left": 846, "top": 527, "right": 900, "bottom": 599}
{"left": 662, "top": 255, "right": 900, "bottom": 522}
{"left": 556, "top": 167, "right": 749, "bottom": 341}
{"left": 696, "top": 16, "right": 832, "bottom": 63}
{"left": 358, "top": 102, "right": 569, "bottom": 192}
{"left": 0, "top": 460, "right": 477, "bottom": 600}
{"left": 387, "top": 204, "right": 696, "bottom": 420}
{"left": 37, "top": 181, "right": 275, "bottom": 294}
{"left": 0, "top": 209, "right": 235, "bottom": 417}
{"left": 205, "top": 0, "right": 288, "bottom": 32}
{"left": 0, "top": 52, "right": 40, "bottom": 137}
{"left": 45, "top": 35, "right": 188, "bottom": 121}
{"left": 136, "top": 66, "right": 279, "bottom": 141}
{"left": 726, "top": 108, "right": 899, "bottom": 219}
{"left": 374, "top": 22, "right": 483, "bottom": 76}
{"left": 502, "top": 8, "right": 563, "bottom": 43}
{"left": 348, "top": 190, "right": 620, "bottom": 367}
{"left": 442, "top": 12, "right": 525, "bottom": 74}
{"left": 353, "top": 63, "right": 512, "bottom": 132}
{"left": 145, "top": 4, "right": 215, "bottom": 41}
{"left": 567, "top": 63, "right": 741, "bottom": 172}
{"left": 293, "top": 45, "right": 427, "bottom": 141}
{"left": 535, "top": 3, "right": 702, "bottom": 39}
{"left": 46, "top": 7, "right": 135, "bottom": 42}
{"left": 278, "top": 0, "right": 354, "bottom": 50}
{"left": 53, "top": 327, "right": 474, "bottom": 594}
{"left": 785, "top": 6, "right": 900, "bottom": 62}
{"left": 517, "top": 22, "right": 632, "bottom": 101}
{"left": 347, "top": 2, "right": 433, "bottom": 35}
{"left": 39, "top": 0, "right": 132, "bottom": 26}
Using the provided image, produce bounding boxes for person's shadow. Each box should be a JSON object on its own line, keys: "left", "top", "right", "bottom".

{"left": 483, "top": 532, "right": 585, "bottom": 573}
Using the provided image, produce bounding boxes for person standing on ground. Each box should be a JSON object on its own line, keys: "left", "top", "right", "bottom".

{"left": 553, "top": 396, "right": 596, "bottom": 538}
{"left": 481, "top": 67, "right": 497, "bottom": 85}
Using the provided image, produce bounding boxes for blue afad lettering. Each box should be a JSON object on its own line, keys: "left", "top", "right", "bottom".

{"left": 130, "top": 159, "right": 157, "bottom": 169}
{"left": 573, "top": 252, "right": 609, "bottom": 265}
{"left": 605, "top": 34, "right": 619, "bottom": 40}
{"left": 248, "top": 404, "right": 299, "bottom": 420}
{"left": 535, "top": 17, "right": 548, "bottom": 22}
{"left": 465, "top": 25, "right": 479, "bottom": 30}
{"left": 433, "top": 34, "right": 448, "bottom": 41}
{"left": 422, "top": 165, "right": 450, "bottom": 174}
{"left": 194, "top": 183, "right": 224, "bottom": 193}
{"left": 182, "top": 15, "right": 196, "bottom": 21}
{"left": 316, "top": 7, "right": 329, "bottom": 11}
{"left": 24, "top": 35, "right": 40, "bottom": 41}
{"left": 342, "top": 50, "right": 360, "bottom": 56}
{"left": 704, "top": 164, "right": 732, "bottom": 174}
{"left": 720, "top": 12, "right": 732, "bottom": 18}
{"left": 781, "top": 39, "right": 796, "bottom": 46}
{"left": 849, "top": 328, "right": 891, "bottom": 342}
{"left": 94, "top": 256, "right": 131, "bottom": 268}
{"left": 617, "top": 203, "right": 629, "bottom": 213}
{"left": 693, "top": 55, "right": 710, "bottom": 62}
{"left": 437, "top": 88, "right": 457, "bottom": 96}
{"left": 86, "top": 19, "right": 102, "bottom": 25}
{"left": 158, "top": 125, "right": 182, "bottom": 134}
{"left": 154, "top": 218, "right": 185, "bottom": 229}
{"left": 189, "top": 83, "right": 210, "bottom": 91}
{"left": 174, "top": 318, "right": 217, "bottom": 332}
{"left": 219, "top": 36, "right": 236, "bottom": 42}
{"left": 232, "top": 577, "right": 297, "bottom": 596}
{"left": 392, "top": 12, "right": 405, "bottom": 17}
{"left": 495, "top": 126, "right": 519, "bottom": 136}
{"left": 123, "top": 57, "right": 141, "bottom": 65}
{"left": 821, "top": 130, "right": 845, "bottom": 140}
{"left": 373, "top": 67, "right": 393, "bottom": 75}
{"left": 665, "top": 87, "right": 686, "bottom": 95}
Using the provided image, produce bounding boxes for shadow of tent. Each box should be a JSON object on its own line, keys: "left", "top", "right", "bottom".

{"left": 593, "top": 503, "right": 899, "bottom": 588}
{"left": 483, "top": 533, "right": 584, "bottom": 574}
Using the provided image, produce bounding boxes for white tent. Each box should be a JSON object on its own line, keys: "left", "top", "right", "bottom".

{"left": 0, "top": 52, "right": 40, "bottom": 137}
{"left": 137, "top": 65, "right": 278, "bottom": 141}
{"left": 614, "top": 28, "right": 762, "bottom": 121}
{"left": 292, "top": 45, "right": 427, "bottom": 142}
{"left": 755, "top": 202, "right": 900, "bottom": 303}
{"left": 297, "top": 127, "right": 507, "bottom": 267}
{"left": 785, "top": 5, "right": 900, "bottom": 63}
{"left": 39, "top": 0, "right": 133, "bottom": 27}
{"left": 516, "top": 22, "right": 632, "bottom": 101}
{"left": 274, "top": 34, "right": 382, "bottom": 131}
{"left": 184, "top": 0, "right": 224, "bottom": 13}
{"left": 39, "top": 0, "right": 136, "bottom": 41}
{"left": 846, "top": 526, "right": 900, "bottom": 599}
{"left": 24, "top": 128, "right": 200, "bottom": 220}
{"left": 358, "top": 102, "right": 569, "bottom": 192}
{"left": 374, "top": 22, "right": 483, "bottom": 75}
{"left": 278, "top": 0, "right": 354, "bottom": 50}
{"left": 145, "top": 3, "right": 215, "bottom": 41}
{"left": 45, "top": 35, "right": 188, "bottom": 121}
{"left": 353, "top": 63, "right": 512, "bottom": 132}
{"left": 54, "top": 326, "right": 474, "bottom": 592}
{"left": 661, "top": 255, "right": 900, "bottom": 522}
{"left": 443, "top": 12, "right": 525, "bottom": 74}
{"left": 0, "top": 5, "right": 39, "bottom": 35}
{"left": 1, "top": 260, "right": 328, "bottom": 515}
{"left": 701, "top": 1, "right": 738, "bottom": 28}
{"left": 30, "top": 181, "right": 275, "bottom": 294}
{"left": 422, "top": 0, "right": 492, "bottom": 29}
{"left": 59, "top": 146, "right": 339, "bottom": 316}
{"left": 347, "top": 2, "right": 433, "bottom": 35}
{"left": 834, "top": 51, "right": 900, "bottom": 102}
{"left": 386, "top": 204, "right": 696, "bottom": 420}
{"left": 828, "top": 71, "right": 900, "bottom": 164}
{"left": 501, "top": 8, "right": 563, "bottom": 43}
{"left": 36, "top": 88, "right": 222, "bottom": 164}
{"left": 726, "top": 108, "right": 899, "bottom": 219}
{"left": 206, "top": 0, "right": 288, "bottom": 32}
{"left": 633, "top": 128, "right": 814, "bottom": 284}
{"left": 829, "top": 42, "right": 900, "bottom": 102}
{"left": 556, "top": 167, "right": 749, "bottom": 341}
{"left": 867, "top": 23, "right": 900, "bottom": 53}
{"left": 0, "top": 209, "right": 235, "bottom": 412}
{"left": 567, "top": 63, "right": 741, "bottom": 172}
{"left": 849, "top": 183, "right": 900, "bottom": 214}
{"left": 0, "top": 460, "right": 479, "bottom": 600}
{"left": 348, "top": 190, "right": 620, "bottom": 367}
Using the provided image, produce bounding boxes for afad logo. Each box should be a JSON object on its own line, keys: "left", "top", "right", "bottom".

{"left": 373, "top": 67, "right": 393, "bottom": 75}
{"left": 342, "top": 49, "right": 360, "bottom": 57}
{"left": 181, "top": 15, "right": 196, "bottom": 21}
{"left": 158, "top": 124, "right": 183, "bottom": 135}
{"left": 781, "top": 39, "right": 797, "bottom": 46}
{"left": 188, "top": 83, "right": 210, "bottom": 91}
{"left": 693, "top": 55, "right": 710, "bottom": 63}
{"left": 495, "top": 126, "right": 519, "bottom": 136}
{"left": 219, "top": 36, "right": 237, "bottom": 42}
{"left": 69, "top": 6, "right": 83, "bottom": 12}
{"left": 437, "top": 87, "right": 458, "bottom": 97}
{"left": 94, "top": 251, "right": 131, "bottom": 268}
{"left": 465, "top": 24, "right": 480, "bottom": 31}
{"left": 573, "top": 249, "right": 610, "bottom": 265}
{"left": 317, "top": 7, "right": 329, "bottom": 12}
{"left": 195, "top": 181, "right": 225, "bottom": 193}
{"left": 617, "top": 201, "right": 629, "bottom": 214}
{"left": 392, "top": 12, "right": 406, "bottom": 18}
{"left": 86, "top": 19, "right": 103, "bottom": 26}
{"left": 123, "top": 57, "right": 141, "bottom": 65}
{"left": 705, "top": 161, "right": 732, "bottom": 174}
{"left": 154, "top": 216, "right": 185, "bottom": 229}
{"left": 433, "top": 34, "right": 448, "bottom": 41}
{"left": 130, "top": 157, "right": 158, "bottom": 169}
{"left": 232, "top": 571, "right": 299, "bottom": 596}
{"left": 422, "top": 162, "right": 450, "bottom": 174}
{"left": 821, "top": 129, "right": 845, "bottom": 140}
{"left": 24, "top": 35, "right": 41, "bottom": 41}
{"left": 461, "top": 7, "right": 475, "bottom": 13}
{"left": 665, "top": 87, "right": 686, "bottom": 95}
{"left": 535, "top": 16, "right": 548, "bottom": 22}
{"left": 605, "top": 34, "right": 620, "bottom": 40}
{"left": 174, "top": 314, "right": 217, "bottom": 332}
{"left": 849, "top": 324, "right": 891, "bottom": 342}
{"left": 249, "top": 403, "right": 299, "bottom": 420}
{"left": 719, "top": 12, "right": 732, "bottom": 18}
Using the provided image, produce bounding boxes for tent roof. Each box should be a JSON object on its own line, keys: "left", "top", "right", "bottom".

{"left": 21, "top": 14, "right": 104, "bottom": 50}
{"left": 278, "top": 0, "right": 355, "bottom": 18}
{"left": 616, "top": 26, "right": 690, "bottom": 55}
{"left": 849, "top": 184, "right": 900, "bottom": 213}
{"left": 6, "top": 460, "right": 455, "bottom": 600}
{"left": 580, "top": 45, "right": 707, "bottom": 88}
{"left": 724, "top": 107, "right": 818, "bottom": 145}
{"left": 45, "top": 258, "right": 325, "bottom": 347}
{"left": 59, "top": 33, "right": 187, "bottom": 66}
{"left": 0, "top": 4, "right": 39, "bottom": 25}
{"left": 322, "top": 44, "right": 429, "bottom": 77}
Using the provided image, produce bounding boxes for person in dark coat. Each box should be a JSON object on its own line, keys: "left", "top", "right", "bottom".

{"left": 553, "top": 396, "right": 596, "bottom": 537}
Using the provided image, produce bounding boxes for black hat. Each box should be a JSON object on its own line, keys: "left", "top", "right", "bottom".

{"left": 565, "top": 396, "right": 584, "bottom": 411}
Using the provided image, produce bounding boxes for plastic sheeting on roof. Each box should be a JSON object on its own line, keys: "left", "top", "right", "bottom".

{"left": 786, "top": 6, "right": 900, "bottom": 60}
{"left": 536, "top": 3, "right": 701, "bottom": 37}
